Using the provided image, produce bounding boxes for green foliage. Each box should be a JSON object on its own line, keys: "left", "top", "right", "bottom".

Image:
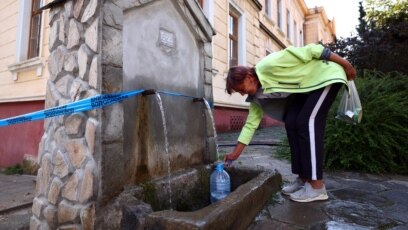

{"left": 4, "top": 164, "right": 23, "bottom": 175}
{"left": 365, "top": 0, "right": 408, "bottom": 28}
{"left": 356, "top": 1, "right": 367, "bottom": 35}
{"left": 327, "top": 0, "right": 408, "bottom": 74}
{"left": 274, "top": 138, "right": 291, "bottom": 162}
{"left": 324, "top": 71, "right": 408, "bottom": 174}
{"left": 140, "top": 182, "right": 161, "bottom": 211}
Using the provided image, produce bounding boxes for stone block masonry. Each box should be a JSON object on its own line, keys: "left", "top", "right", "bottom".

{"left": 30, "top": 0, "right": 216, "bottom": 230}
{"left": 32, "top": 0, "right": 215, "bottom": 229}
{"left": 32, "top": 0, "right": 101, "bottom": 229}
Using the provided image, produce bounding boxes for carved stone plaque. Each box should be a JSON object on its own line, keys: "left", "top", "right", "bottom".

{"left": 158, "top": 28, "right": 177, "bottom": 54}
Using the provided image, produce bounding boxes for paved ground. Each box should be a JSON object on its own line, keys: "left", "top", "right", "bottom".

{"left": 0, "top": 174, "right": 34, "bottom": 230}
{"left": 1, "top": 126, "right": 407, "bottom": 229}
{"left": 218, "top": 126, "right": 408, "bottom": 230}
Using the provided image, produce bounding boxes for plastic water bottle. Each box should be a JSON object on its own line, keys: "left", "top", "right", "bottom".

{"left": 210, "top": 163, "right": 231, "bottom": 203}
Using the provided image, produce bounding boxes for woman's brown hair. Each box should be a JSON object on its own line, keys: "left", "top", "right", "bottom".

{"left": 226, "top": 66, "right": 257, "bottom": 95}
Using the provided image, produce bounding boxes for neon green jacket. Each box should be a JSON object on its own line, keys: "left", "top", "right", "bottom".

{"left": 238, "top": 44, "right": 347, "bottom": 145}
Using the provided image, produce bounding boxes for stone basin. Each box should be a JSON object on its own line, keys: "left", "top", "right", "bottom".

{"left": 117, "top": 165, "right": 282, "bottom": 230}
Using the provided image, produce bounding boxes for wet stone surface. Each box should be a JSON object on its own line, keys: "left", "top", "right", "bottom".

{"left": 218, "top": 126, "right": 408, "bottom": 230}
{"left": 329, "top": 188, "right": 391, "bottom": 208}
{"left": 325, "top": 200, "right": 392, "bottom": 227}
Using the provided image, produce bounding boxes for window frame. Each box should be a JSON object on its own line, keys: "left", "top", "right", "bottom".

{"left": 228, "top": 3, "right": 246, "bottom": 67}
{"left": 286, "top": 9, "right": 291, "bottom": 40}
{"left": 8, "top": 0, "right": 44, "bottom": 81}
{"left": 27, "top": 0, "right": 43, "bottom": 59}
{"left": 198, "top": 0, "right": 204, "bottom": 8}
{"left": 265, "top": 0, "right": 273, "bottom": 19}
{"left": 199, "top": 0, "right": 214, "bottom": 26}
{"left": 294, "top": 21, "right": 298, "bottom": 46}
{"left": 277, "top": 0, "right": 282, "bottom": 29}
{"left": 229, "top": 11, "right": 239, "bottom": 67}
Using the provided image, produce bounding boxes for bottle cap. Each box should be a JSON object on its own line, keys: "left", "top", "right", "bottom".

{"left": 215, "top": 162, "right": 224, "bottom": 171}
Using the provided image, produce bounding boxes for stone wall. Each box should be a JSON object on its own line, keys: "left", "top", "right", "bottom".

{"left": 31, "top": 0, "right": 101, "bottom": 229}
{"left": 31, "top": 0, "right": 214, "bottom": 229}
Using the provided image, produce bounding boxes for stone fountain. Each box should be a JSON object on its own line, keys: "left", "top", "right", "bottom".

{"left": 32, "top": 0, "right": 281, "bottom": 229}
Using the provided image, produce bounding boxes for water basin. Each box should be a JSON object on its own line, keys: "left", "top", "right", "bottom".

{"left": 120, "top": 165, "right": 282, "bottom": 230}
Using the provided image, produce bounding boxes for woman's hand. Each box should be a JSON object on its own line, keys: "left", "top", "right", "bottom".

{"left": 223, "top": 142, "right": 246, "bottom": 167}
{"left": 224, "top": 153, "right": 239, "bottom": 167}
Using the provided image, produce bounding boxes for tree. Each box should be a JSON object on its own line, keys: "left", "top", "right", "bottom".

{"left": 327, "top": 0, "right": 408, "bottom": 75}
{"left": 356, "top": 1, "right": 367, "bottom": 35}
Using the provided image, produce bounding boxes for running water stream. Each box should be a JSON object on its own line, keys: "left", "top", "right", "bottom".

{"left": 155, "top": 93, "right": 173, "bottom": 210}
{"left": 203, "top": 99, "right": 219, "bottom": 159}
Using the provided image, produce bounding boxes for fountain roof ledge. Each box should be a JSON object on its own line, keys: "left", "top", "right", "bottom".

{"left": 117, "top": 0, "right": 215, "bottom": 42}
{"left": 183, "top": 0, "right": 216, "bottom": 40}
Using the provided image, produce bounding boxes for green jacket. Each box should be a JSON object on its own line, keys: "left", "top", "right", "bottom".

{"left": 238, "top": 44, "right": 347, "bottom": 145}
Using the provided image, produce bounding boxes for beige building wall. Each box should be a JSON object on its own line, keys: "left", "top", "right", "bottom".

{"left": 0, "top": 0, "right": 50, "bottom": 103}
{"left": 212, "top": 0, "right": 263, "bottom": 109}
{"left": 304, "top": 7, "right": 335, "bottom": 47}
{"left": 209, "top": 0, "right": 335, "bottom": 110}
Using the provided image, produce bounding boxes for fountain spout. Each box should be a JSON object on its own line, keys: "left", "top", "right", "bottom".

{"left": 192, "top": 98, "right": 204, "bottom": 102}
{"left": 142, "top": 89, "right": 156, "bottom": 96}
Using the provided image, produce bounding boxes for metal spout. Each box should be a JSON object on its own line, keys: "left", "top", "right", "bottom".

{"left": 193, "top": 98, "right": 204, "bottom": 102}
{"left": 142, "top": 89, "right": 156, "bottom": 96}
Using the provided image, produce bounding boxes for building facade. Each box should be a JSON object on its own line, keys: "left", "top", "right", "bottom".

{"left": 200, "top": 0, "right": 336, "bottom": 132}
{"left": 0, "top": 0, "right": 50, "bottom": 167}
{"left": 0, "top": 0, "right": 335, "bottom": 168}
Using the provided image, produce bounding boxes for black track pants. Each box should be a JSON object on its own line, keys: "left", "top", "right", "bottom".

{"left": 284, "top": 83, "right": 342, "bottom": 180}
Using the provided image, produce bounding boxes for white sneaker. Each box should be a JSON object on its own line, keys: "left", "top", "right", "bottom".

{"left": 290, "top": 182, "right": 328, "bottom": 202}
{"left": 281, "top": 177, "right": 304, "bottom": 195}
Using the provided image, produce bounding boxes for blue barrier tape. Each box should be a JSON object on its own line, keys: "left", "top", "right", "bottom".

{"left": 0, "top": 89, "right": 145, "bottom": 127}
{"left": 0, "top": 89, "right": 212, "bottom": 127}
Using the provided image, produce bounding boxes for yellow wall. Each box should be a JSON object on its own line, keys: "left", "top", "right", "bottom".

{"left": 0, "top": 0, "right": 50, "bottom": 103}
{"left": 211, "top": 0, "right": 336, "bottom": 109}
{"left": 304, "top": 7, "right": 335, "bottom": 45}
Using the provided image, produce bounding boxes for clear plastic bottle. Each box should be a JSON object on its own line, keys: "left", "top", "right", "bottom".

{"left": 210, "top": 163, "right": 231, "bottom": 203}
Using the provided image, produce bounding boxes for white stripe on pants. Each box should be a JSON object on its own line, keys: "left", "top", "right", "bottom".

{"left": 308, "top": 85, "right": 331, "bottom": 180}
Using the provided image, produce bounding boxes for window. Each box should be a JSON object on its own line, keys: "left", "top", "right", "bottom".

{"left": 228, "top": 3, "right": 246, "bottom": 66}
{"left": 28, "top": 0, "right": 42, "bottom": 59}
{"left": 294, "top": 21, "right": 298, "bottom": 46}
{"left": 197, "top": 0, "right": 204, "bottom": 8}
{"left": 286, "top": 10, "right": 291, "bottom": 40}
{"left": 229, "top": 12, "right": 238, "bottom": 66}
{"left": 300, "top": 30, "right": 304, "bottom": 46}
{"left": 265, "top": 0, "right": 272, "bottom": 18}
{"left": 277, "top": 0, "right": 282, "bottom": 29}
{"left": 198, "top": 0, "right": 214, "bottom": 26}
{"left": 8, "top": 0, "right": 44, "bottom": 80}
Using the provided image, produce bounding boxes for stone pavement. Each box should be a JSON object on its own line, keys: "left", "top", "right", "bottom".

{"left": 218, "top": 126, "right": 408, "bottom": 230}
{"left": 0, "top": 173, "right": 35, "bottom": 230}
